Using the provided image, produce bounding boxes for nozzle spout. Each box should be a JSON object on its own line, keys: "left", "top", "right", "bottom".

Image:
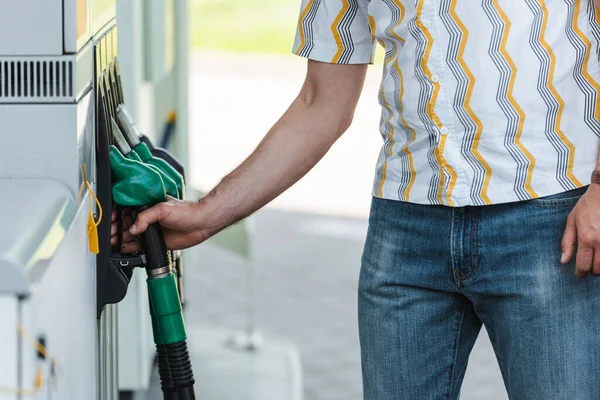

{"left": 111, "top": 118, "right": 132, "bottom": 156}
{"left": 116, "top": 104, "right": 142, "bottom": 147}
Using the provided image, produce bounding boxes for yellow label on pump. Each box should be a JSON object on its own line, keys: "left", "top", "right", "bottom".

{"left": 88, "top": 211, "right": 100, "bottom": 254}
{"left": 82, "top": 164, "right": 103, "bottom": 254}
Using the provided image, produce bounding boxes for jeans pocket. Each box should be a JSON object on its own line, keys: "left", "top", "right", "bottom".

{"left": 526, "top": 185, "right": 589, "bottom": 207}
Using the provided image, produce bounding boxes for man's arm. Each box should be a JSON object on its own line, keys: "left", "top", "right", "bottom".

{"left": 122, "top": 60, "right": 368, "bottom": 251}
{"left": 561, "top": 143, "right": 600, "bottom": 277}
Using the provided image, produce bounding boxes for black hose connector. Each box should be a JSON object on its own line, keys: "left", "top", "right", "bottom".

{"left": 157, "top": 341, "right": 196, "bottom": 400}
{"left": 140, "top": 222, "right": 171, "bottom": 272}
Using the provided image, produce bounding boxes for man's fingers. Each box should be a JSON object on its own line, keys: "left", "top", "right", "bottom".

{"left": 575, "top": 237, "right": 594, "bottom": 278}
{"left": 110, "top": 229, "right": 137, "bottom": 246}
{"left": 111, "top": 222, "right": 118, "bottom": 237}
{"left": 130, "top": 204, "right": 168, "bottom": 235}
{"left": 121, "top": 241, "right": 141, "bottom": 254}
{"left": 592, "top": 250, "right": 600, "bottom": 276}
{"left": 111, "top": 216, "right": 132, "bottom": 236}
{"left": 561, "top": 214, "right": 577, "bottom": 263}
{"left": 122, "top": 216, "right": 133, "bottom": 229}
{"left": 110, "top": 216, "right": 134, "bottom": 244}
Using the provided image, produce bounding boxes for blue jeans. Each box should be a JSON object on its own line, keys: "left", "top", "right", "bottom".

{"left": 358, "top": 186, "right": 600, "bottom": 400}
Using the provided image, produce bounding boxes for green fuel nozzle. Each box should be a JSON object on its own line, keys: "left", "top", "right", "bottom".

{"left": 134, "top": 142, "right": 184, "bottom": 198}
{"left": 116, "top": 106, "right": 185, "bottom": 199}
{"left": 109, "top": 146, "right": 167, "bottom": 207}
{"left": 111, "top": 119, "right": 180, "bottom": 199}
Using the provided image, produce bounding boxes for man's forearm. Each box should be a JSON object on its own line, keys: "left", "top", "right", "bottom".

{"left": 199, "top": 62, "right": 367, "bottom": 232}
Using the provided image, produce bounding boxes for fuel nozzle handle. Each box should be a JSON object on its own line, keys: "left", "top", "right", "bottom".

{"left": 116, "top": 104, "right": 142, "bottom": 147}
{"left": 138, "top": 215, "right": 171, "bottom": 275}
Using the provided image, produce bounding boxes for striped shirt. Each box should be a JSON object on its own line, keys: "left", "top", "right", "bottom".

{"left": 293, "top": 0, "right": 600, "bottom": 206}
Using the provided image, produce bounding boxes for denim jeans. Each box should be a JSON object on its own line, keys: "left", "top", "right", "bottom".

{"left": 358, "top": 186, "right": 600, "bottom": 400}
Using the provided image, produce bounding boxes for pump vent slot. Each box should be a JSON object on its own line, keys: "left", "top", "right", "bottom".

{"left": 0, "top": 57, "right": 75, "bottom": 102}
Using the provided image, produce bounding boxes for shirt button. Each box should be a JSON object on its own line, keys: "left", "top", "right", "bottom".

{"left": 422, "top": 19, "right": 432, "bottom": 28}
{"left": 431, "top": 75, "right": 440, "bottom": 83}
{"left": 440, "top": 127, "right": 449, "bottom": 135}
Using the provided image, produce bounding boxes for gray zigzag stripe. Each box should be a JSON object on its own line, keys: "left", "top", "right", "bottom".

{"left": 564, "top": 0, "right": 600, "bottom": 137}
{"left": 525, "top": 0, "right": 576, "bottom": 191}
{"left": 482, "top": 1, "right": 532, "bottom": 201}
{"left": 439, "top": 0, "right": 487, "bottom": 205}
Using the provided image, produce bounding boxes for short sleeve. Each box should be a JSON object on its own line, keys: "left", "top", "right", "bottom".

{"left": 292, "top": 0, "right": 376, "bottom": 64}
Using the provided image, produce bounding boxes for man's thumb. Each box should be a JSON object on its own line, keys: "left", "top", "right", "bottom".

{"left": 561, "top": 214, "right": 577, "bottom": 264}
{"left": 129, "top": 204, "right": 165, "bottom": 235}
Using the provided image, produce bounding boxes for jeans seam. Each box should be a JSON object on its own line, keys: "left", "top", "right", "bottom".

{"left": 526, "top": 198, "right": 582, "bottom": 207}
{"left": 461, "top": 209, "right": 480, "bottom": 283}
{"left": 451, "top": 208, "right": 465, "bottom": 289}
{"left": 448, "top": 302, "right": 467, "bottom": 400}
{"left": 450, "top": 209, "right": 457, "bottom": 282}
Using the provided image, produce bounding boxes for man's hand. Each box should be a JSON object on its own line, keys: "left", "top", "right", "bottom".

{"left": 111, "top": 196, "right": 219, "bottom": 253}
{"left": 561, "top": 184, "right": 600, "bottom": 277}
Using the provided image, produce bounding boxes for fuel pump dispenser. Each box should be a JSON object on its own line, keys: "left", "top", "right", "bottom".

{"left": 0, "top": 1, "right": 195, "bottom": 398}
{"left": 109, "top": 142, "right": 196, "bottom": 399}
{"left": 116, "top": 104, "right": 187, "bottom": 304}
{"left": 109, "top": 143, "right": 195, "bottom": 400}
{"left": 95, "top": 42, "right": 196, "bottom": 397}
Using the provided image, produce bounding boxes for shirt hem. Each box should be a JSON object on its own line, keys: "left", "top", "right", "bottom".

{"left": 372, "top": 165, "right": 595, "bottom": 207}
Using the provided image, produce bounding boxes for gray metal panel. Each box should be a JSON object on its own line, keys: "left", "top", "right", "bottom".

{"left": 64, "top": 0, "right": 93, "bottom": 53}
{"left": 117, "top": 271, "right": 155, "bottom": 391}
{"left": 116, "top": 0, "right": 143, "bottom": 115}
{"left": 173, "top": 0, "right": 189, "bottom": 174}
{"left": 0, "top": 0, "right": 63, "bottom": 56}
{"left": 0, "top": 42, "right": 94, "bottom": 104}
{"left": 98, "top": 304, "right": 120, "bottom": 400}
{"left": 0, "top": 179, "right": 77, "bottom": 295}
{"left": 19, "top": 198, "right": 99, "bottom": 398}
{"left": 0, "top": 91, "right": 94, "bottom": 197}
{"left": 0, "top": 296, "right": 18, "bottom": 400}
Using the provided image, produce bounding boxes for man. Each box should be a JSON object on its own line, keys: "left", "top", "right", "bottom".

{"left": 114, "top": 1, "right": 600, "bottom": 398}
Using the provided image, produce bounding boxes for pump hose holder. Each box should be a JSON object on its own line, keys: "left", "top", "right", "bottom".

{"left": 95, "top": 55, "right": 194, "bottom": 398}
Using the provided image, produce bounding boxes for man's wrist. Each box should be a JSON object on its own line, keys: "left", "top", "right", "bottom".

{"left": 196, "top": 186, "right": 240, "bottom": 235}
{"left": 592, "top": 170, "right": 600, "bottom": 185}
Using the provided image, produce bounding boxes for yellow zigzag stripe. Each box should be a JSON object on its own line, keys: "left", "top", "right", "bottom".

{"left": 449, "top": 0, "right": 492, "bottom": 204}
{"left": 331, "top": 0, "right": 351, "bottom": 63}
{"left": 493, "top": 0, "right": 537, "bottom": 197}
{"left": 295, "top": 0, "right": 315, "bottom": 55}
{"left": 538, "top": 0, "right": 581, "bottom": 187}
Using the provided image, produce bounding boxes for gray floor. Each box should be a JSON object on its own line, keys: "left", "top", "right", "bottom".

{"left": 143, "top": 208, "right": 507, "bottom": 400}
